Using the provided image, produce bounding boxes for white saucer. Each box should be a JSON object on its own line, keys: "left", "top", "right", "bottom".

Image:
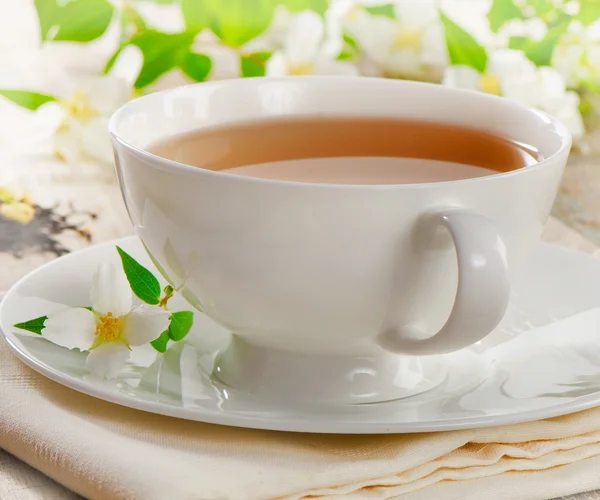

{"left": 3, "top": 236, "right": 600, "bottom": 434}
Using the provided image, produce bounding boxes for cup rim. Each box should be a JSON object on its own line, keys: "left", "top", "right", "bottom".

{"left": 109, "top": 76, "right": 572, "bottom": 190}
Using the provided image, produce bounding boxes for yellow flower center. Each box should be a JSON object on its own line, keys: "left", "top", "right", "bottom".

{"left": 59, "top": 90, "right": 99, "bottom": 124}
{"left": 478, "top": 74, "right": 502, "bottom": 96}
{"left": 53, "top": 149, "right": 66, "bottom": 161}
{"left": 0, "top": 202, "right": 35, "bottom": 225}
{"left": 0, "top": 188, "right": 15, "bottom": 204}
{"left": 95, "top": 312, "right": 123, "bottom": 342}
{"left": 288, "top": 62, "right": 315, "bottom": 75}
{"left": 394, "top": 28, "right": 422, "bottom": 50}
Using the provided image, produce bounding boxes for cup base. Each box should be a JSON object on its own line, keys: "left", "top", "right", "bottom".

{"left": 213, "top": 335, "right": 447, "bottom": 405}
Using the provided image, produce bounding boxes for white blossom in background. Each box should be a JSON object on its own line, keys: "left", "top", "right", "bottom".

{"left": 244, "top": 5, "right": 295, "bottom": 53}
{"left": 343, "top": 0, "right": 448, "bottom": 81}
{"left": 496, "top": 17, "right": 548, "bottom": 47}
{"left": 34, "top": 76, "right": 129, "bottom": 164}
{"left": 266, "top": 10, "right": 359, "bottom": 76}
{"left": 440, "top": 0, "right": 494, "bottom": 48}
{"left": 15, "top": 47, "right": 140, "bottom": 165}
{"left": 443, "top": 49, "right": 585, "bottom": 139}
{"left": 42, "top": 264, "right": 170, "bottom": 379}
{"left": 192, "top": 31, "right": 241, "bottom": 81}
{"left": 553, "top": 20, "right": 600, "bottom": 89}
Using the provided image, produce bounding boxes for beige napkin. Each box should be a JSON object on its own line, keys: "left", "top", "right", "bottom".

{"left": 2, "top": 217, "right": 600, "bottom": 500}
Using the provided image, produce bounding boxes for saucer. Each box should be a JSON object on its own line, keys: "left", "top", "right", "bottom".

{"left": 3, "top": 236, "right": 600, "bottom": 434}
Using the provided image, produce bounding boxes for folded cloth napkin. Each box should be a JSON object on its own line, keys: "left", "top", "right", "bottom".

{"left": 2, "top": 217, "right": 600, "bottom": 500}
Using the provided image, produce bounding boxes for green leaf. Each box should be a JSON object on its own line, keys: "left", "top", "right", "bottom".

{"left": 440, "top": 11, "right": 488, "bottom": 73}
{"left": 240, "top": 51, "right": 271, "bottom": 77}
{"left": 116, "top": 246, "right": 161, "bottom": 305}
{"left": 487, "top": 0, "right": 522, "bottom": 32}
{"left": 508, "top": 35, "right": 528, "bottom": 50}
{"left": 182, "top": 0, "right": 276, "bottom": 46}
{"left": 128, "top": 30, "right": 195, "bottom": 88}
{"left": 280, "top": 0, "right": 328, "bottom": 15}
{"left": 151, "top": 330, "right": 170, "bottom": 352}
{"left": 103, "top": 46, "right": 124, "bottom": 75}
{"left": 53, "top": 0, "right": 114, "bottom": 42}
{"left": 577, "top": 0, "right": 600, "bottom": 26}
{"left": 14, "top": 316, "right": 47, "bottom": 335}
{"left": 523, "top": 36, "right": 558, "bottom": 66}
{"left": 181, "top": 0, "right": 213, "bottom": 31}
{"left": 336, "top": 50, "right": 355, "bottom": 61}
{"left": 215, "top": 1, "right": 275, "bottom": 46}
{"left": 522, "top": 19, "right": 569, "bottom": 66}
{"left": 182, "top": 0, "right": 329, "bottom": 44}
{"left": 343, "top": 32, "right": 358, "bottom": 50}
{"left": 365, "top": 4, "right": 395, "bottom": 18}
{"left": 34, "top": 0, "right": 59, "bottom": 41}
{"left": 168, "top": 311, "right": 194, "bottom": 341}
{"left": 180, "top": 51, "right": 212, "bottom": 81}
{"left": 527, "top": 0, "right": 554, "bottom": 17}
{"left": 0, "top": 90, "right": 57, "bottom": 111}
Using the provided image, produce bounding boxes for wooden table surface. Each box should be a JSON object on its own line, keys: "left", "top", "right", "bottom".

{"left": 1, "top": 144, "right": 600, "bottom": 499}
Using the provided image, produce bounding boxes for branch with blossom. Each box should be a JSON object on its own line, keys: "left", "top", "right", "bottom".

{"left": 13, "top": 246, "right": 194, "bottom": 379}
{"left": 0, "top": 0, "right": 598, "bottom": 163}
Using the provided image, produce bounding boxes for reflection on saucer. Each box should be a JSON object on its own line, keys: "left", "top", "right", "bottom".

{"left": 4, "top": 236, "right": 600, "bottom": 433}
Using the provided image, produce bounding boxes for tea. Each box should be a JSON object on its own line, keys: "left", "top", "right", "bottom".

{"left": 148, "top": 117, "right": 541, "bottom": 185}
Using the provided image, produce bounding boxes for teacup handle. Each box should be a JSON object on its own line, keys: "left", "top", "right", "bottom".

{"left": 377, "top": 209, "right": 510, "bottom": 356}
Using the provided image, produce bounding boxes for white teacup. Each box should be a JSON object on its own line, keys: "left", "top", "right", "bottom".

{"left": 110, "top": 77, "right": 570, "bottom": 404}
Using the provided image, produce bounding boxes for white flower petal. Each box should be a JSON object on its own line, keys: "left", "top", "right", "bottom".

{"left": 122, "top": 305, "right": 171, "bottom": 346}
{"left": 192, "top": 36, "right": 240, "bottom": 80}
{"left": 86, "top": 77, "right": 129, "bottom": 115}
{"left": 43, "top": 307, "right": 97, "bottom": 351}
{"left": 146, "top": 68, "right": 192, "bottom": 93}
{"left": 498, "top": 18, "right": 548, "bottom": 44}
{"left": 90, "top": 263, "right": 132, "bottom": 317}
{"left": 488, "top": 50, "right": 536, "bottom": 81}
{"left": 265, "top": 51, "right": 290, "bottom": 76}
{"left": 491, "top": 52, "right": 538, "bottom": 105}
{"left": 420, "top": 24, "right": 449, "bottom": 69}
{"left": 245, "top": 4, "right": 293, "bottom": 51}
{"left": 314, "top": 56, "right": 359, "bottom": 76}
{"left": 54, "top": 125, "right": 85, "bottom": 164}
{"left": 356, "top": 55, "right": 384, "bottom": 77}
{"left": 385, "top": 49, "right": 422, "bottom": 78}
{"left": 86, "top": 342, "right": 130, "bottom": 379}
{"left": 285, "top": 11, "right": 324, "bottom": 65}
{"left": 12, "top": 102, "right": 66, "bottom": 156}
{"left": 394, "top": 0, "right": 438, "bottom": 29}
{"left": 527, "top": 18, "right": 548, "bottom": 42}
{"left": 80, "top": 116, "right": 113, "bottom": 164}
{"left": 501, "top": 78, "right": 539, "bottom": 106}
{"left": 543, "top": 91, "right": 585, "bottom": 139}
{"left": 352, "top": 15, "right": 397, "bottom": 61}
{"left": 33, "top": 102, "right": 66, "bottom": 135}
{"left": 269, "top": 4, "right": 294, "bottom": 40}
{"left": 537, "top": 67, "right": 567, "bottom": 99}
{"left": 107, "top": 45, "right": 144, "bottom": 91}
{"left": 439, "top": 1, "right": 493, "bottom": 48}
{"left": 135, "top": 2, "right": 185, "bottom": 34}
{"left": 587, "top": 45, "right": 600, "bottom": 69}
{"left": 587, "top": 19, "right": 600, "bottom": 41}
{"left": 442, "top": 65, "right": 481, "bottom": 90}
{"left": 552, "top": 43, "right": 585, "bottom": 85}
